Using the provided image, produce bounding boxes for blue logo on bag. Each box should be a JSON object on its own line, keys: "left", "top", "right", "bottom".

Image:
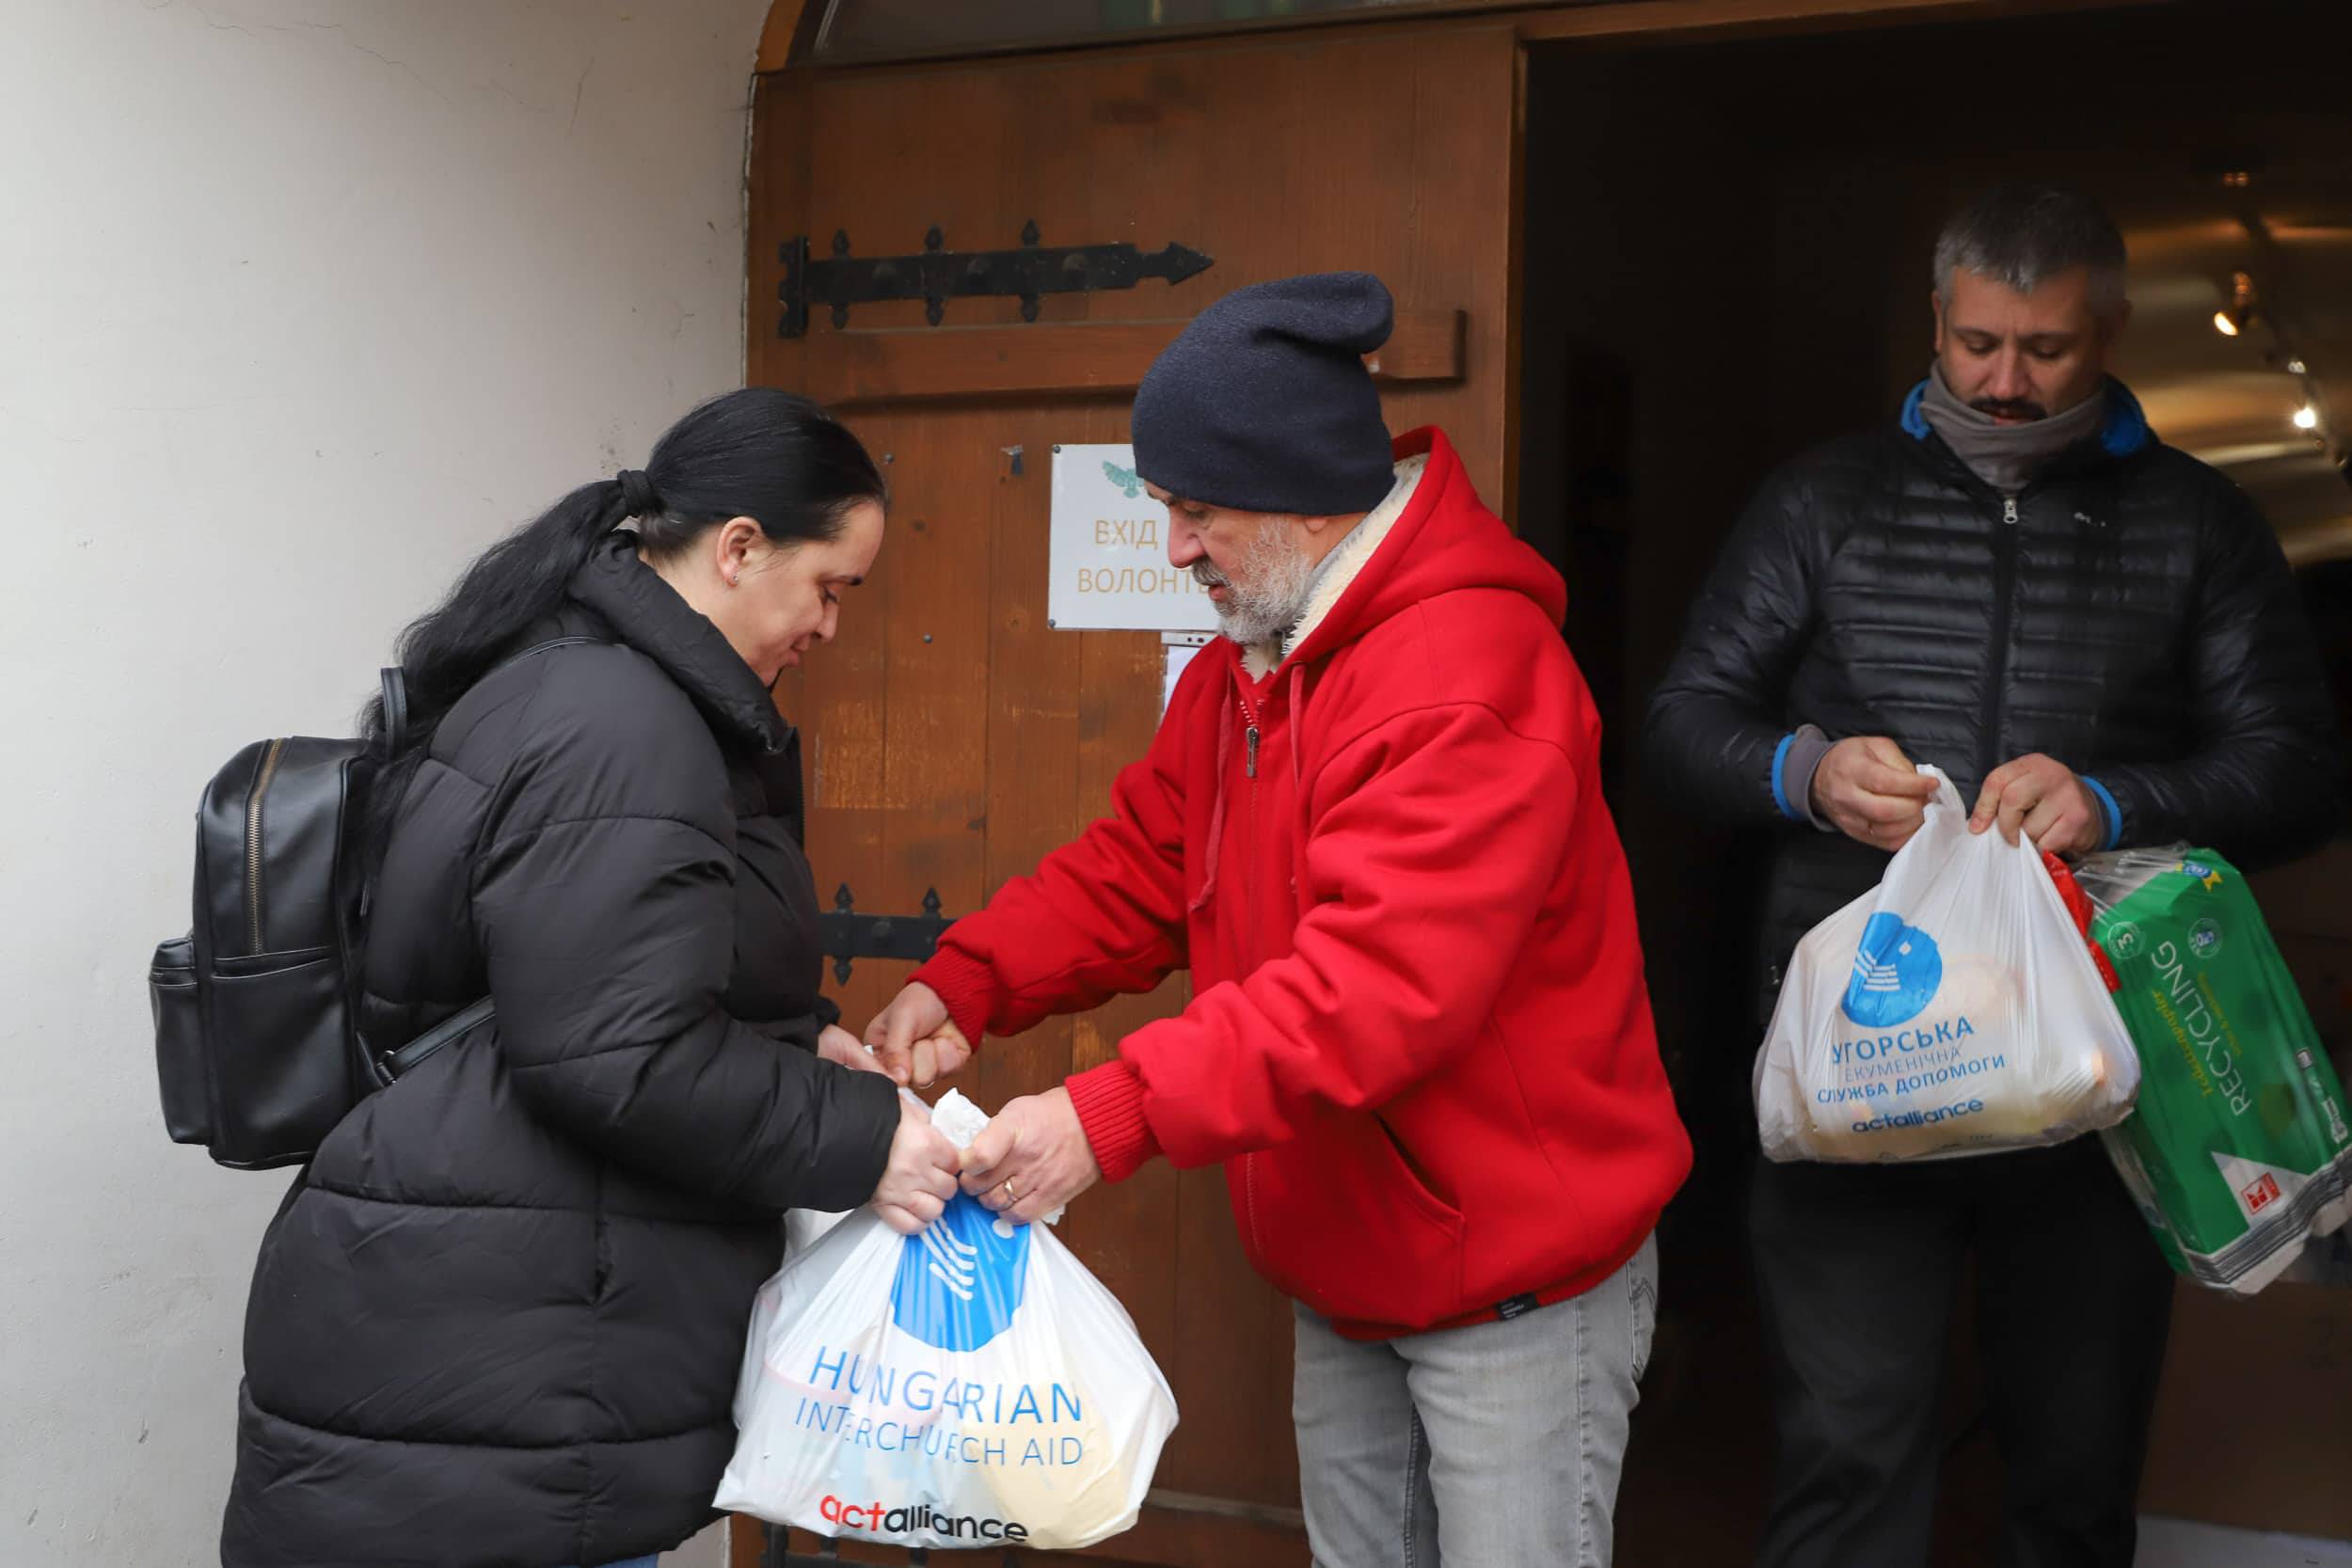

{"left": 1841, "top": 913, "right": 1943, "bottom": 1028}
{"left": 889, "top": 1192, "right": 1030, "bottom": 1354}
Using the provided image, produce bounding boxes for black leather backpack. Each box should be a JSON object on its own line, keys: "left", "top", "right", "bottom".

{"left": 147, "top": 660, "right": 529, "bottom": 1169}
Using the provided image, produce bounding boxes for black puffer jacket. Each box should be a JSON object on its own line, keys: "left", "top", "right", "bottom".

{"left": 1645, "top": 381, "right": 2341, "bottom": 1024}
{"left": 223, "top": 536, "right": 899, "bottom": 1568}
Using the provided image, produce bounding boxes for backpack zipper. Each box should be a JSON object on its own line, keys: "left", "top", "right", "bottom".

{"left": 246, "top": 737, "right": 288, "bottom": 953}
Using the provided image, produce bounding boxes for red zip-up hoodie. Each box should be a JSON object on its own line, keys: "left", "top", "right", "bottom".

{"left": 915, "top": 428, "right": 1691, "bottom": 1339}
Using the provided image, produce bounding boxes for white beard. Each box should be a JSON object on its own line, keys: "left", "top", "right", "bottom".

{"left": 1196, "top": 521, "right": 1313, "bottom": 649}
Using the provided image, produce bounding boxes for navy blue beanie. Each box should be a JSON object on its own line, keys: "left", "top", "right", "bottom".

{"left": 1132, "top": 272, "right": 1396, "bottom": 515}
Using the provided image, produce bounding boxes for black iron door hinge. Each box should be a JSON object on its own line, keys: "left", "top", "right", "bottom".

{"left": 780, "top": 221, "right": 1213, "bottom": 337}
{"left": 817, "top": 884, "right": 956, "bottom": 985}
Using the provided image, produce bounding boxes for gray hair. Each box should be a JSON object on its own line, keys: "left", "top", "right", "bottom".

{"left": 1932, "top": 184, "right": 2129, "bottom": 316}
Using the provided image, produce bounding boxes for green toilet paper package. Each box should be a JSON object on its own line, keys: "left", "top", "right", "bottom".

{"left": 2075, "top": 847, "right": 2352, "bottom": 1296}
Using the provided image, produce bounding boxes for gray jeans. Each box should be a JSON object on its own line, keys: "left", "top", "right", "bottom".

{"left": 1292, "top": 1232, "right": 1658, "bottom": 1568}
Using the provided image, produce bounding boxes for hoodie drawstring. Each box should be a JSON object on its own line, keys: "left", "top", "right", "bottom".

{"left": 1188, "top": 673, "right": 1236, "bottom": 914}
{"left": 1189, "top": 662, "right": 1311, "bottom": 917}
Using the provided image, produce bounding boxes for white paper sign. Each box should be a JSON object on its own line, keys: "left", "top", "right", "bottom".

{"left": 1048, "top": 443, "right": 1218, "bottom": 633}
{"left": 1161, "top": 632, "right": 1214, "bottom": 718}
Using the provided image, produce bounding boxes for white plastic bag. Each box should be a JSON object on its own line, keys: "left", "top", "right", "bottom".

{"left": 717, "top": 1092, "right": 1177, "bottom": 1550}
{"left": 783, "top": 1206, "right": 852, "bottom": 1254}
{"left": 1755, "top": 767, "right": 2139, "bottom": 1163}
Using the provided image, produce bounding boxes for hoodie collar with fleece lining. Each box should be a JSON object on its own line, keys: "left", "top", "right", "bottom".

{"left": 1188, "top": 426, "right": 1567, "bottom": 915}
{"left": 1248, "top": 425, "right": 1567, "bottom": 681}
{"left": 1241, "top": 451, "right": 1430, "bottom": 680}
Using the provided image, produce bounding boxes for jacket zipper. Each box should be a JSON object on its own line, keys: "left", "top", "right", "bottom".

{"left": 1234, "top": 685, "right": 1265, "bottom": 958}
{"left": 1979, "top": 497, "right": 2021, "bottom": 781}
{"left": 246, "top": 737, "right": 288, "bottom": 953}
{"left": 1232, "top": 679, "right": 1268, "bottom": 1263}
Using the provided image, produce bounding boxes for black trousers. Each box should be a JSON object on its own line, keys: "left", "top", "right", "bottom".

{"left": 1750, "top": 1137, "right": 2176, "bottom": 1568}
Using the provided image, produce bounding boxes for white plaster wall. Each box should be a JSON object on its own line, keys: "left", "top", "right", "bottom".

{"left": 0, "top": 3, "right": 770, "bottom": 1561}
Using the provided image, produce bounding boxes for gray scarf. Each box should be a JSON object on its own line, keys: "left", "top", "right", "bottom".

{"left": 1918, "top": 364, "right": 2108, "bottom": 497}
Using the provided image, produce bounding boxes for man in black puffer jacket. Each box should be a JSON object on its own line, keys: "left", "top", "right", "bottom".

{"left": 1646, "top": 185, "right": 2341, "bottom": 1568}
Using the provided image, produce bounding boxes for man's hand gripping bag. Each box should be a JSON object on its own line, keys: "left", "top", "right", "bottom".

{"left": 1756, "top": 768, "right": 2139, "bottom": 1162}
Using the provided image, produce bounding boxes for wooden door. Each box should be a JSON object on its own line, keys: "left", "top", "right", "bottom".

{"left": 740, "top": 21, "right": 1518, "bottom": 1565}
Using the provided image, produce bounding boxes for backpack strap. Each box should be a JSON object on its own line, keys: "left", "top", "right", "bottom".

{"left": 379, "top": 666, "right": 409, "bottom": 752}
{"left": 377, "top": 636, "right": 596, "bottom": 758}
{"left": 503, "top": 634, "right": 603, "bottom": 667}
{"left": 382, "top": 996, "right": 497, "bottom": 1081}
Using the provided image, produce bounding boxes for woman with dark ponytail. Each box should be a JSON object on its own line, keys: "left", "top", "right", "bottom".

{"left": 221, "top": 388, "right": 961, "bottom": 1568}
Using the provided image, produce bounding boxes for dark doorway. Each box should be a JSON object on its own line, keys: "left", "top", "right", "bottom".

{"left": 1515, "top": 1, "right": 2352, "bottom": 1559}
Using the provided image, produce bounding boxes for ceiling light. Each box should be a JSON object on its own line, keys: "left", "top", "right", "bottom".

{"left": 2293, "top": 405, "right": 2319, "bottom": 431}
{"left": 2215, "top": 271, "right": 2260, "bottom": 338}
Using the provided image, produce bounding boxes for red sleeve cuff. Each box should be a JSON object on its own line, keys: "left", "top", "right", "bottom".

{"left": 910, "top": 945, "right": 1004, "bottom": 1045}
{"left": 1066, "top": 1060, "right": 1161, "bottom": 1183}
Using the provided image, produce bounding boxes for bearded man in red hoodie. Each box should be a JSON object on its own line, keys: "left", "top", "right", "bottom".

{"left": 866, "top": 272, "right": 1691, "bottom": 1567}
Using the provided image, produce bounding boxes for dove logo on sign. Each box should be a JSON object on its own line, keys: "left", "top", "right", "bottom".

{"left": 1102, "top": 459, "right": 1144, "bottom": 499}
{"left": 890, "top": 1192, "right": 1031, "bottom": 1354}
{"left": 1841, "top": 912, "right": 1944, "bottom": 1028}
